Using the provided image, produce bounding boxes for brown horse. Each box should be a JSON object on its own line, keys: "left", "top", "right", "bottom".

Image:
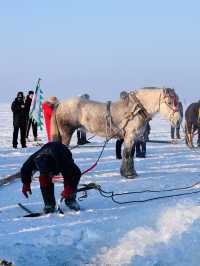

{"left": 51, "top": 87, "right": 181, "bottom": 178}
{"left": 185, "top": 101, "right": 200, "bottom": 148}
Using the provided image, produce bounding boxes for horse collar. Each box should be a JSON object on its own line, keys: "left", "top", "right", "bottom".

{"left": 129, "top": 92, "right": 150, "bottom": 120}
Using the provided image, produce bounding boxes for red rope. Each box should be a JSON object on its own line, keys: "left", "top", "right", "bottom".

{"left": 81, "top": 162, "right": 97, "bottom": 176}
{"left": 52, "top": 162, "right": 98, "bottom": 181}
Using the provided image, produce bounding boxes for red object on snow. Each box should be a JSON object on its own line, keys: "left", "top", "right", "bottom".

{"left": 42, "top": 102, "right": 54, "bottom": 141}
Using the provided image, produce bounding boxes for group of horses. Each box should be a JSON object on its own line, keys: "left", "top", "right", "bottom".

{"left": 50, "top": 87, "right": 199, "bottom": 179}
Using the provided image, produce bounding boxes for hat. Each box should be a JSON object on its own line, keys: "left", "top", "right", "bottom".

{"left": 81, "top": 94, "right": 90, "bottom": 100}
{"left": 17, "top": 91, "right": 24, "bottom": 98}
{"left": 47, "top": 96, "right": 59, "bottom": 104}
{"left": 34, "top": 153, "right": 55, "bottom": 175}
{"left": 28, "top": 90, "right": 34, "bottom": 95}
{"left": 120, "top": 91, "right": 128, "bottom": 100}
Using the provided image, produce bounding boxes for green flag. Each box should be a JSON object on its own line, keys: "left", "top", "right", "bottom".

{"left": 29, "top": 78, "right": 44, "bottom": 130}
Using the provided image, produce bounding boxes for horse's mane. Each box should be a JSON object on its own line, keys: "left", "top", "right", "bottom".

{"left": 140, "top": 87, "right": 162, "bottom": 90}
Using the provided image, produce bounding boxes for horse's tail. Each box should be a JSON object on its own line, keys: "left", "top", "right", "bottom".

{"left": 50, "top": 106, "right": 62, "bottom": 142}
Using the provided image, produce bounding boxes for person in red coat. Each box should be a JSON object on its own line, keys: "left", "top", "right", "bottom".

{"left": 42, "top": 96, "right": 59, "bottom": 141}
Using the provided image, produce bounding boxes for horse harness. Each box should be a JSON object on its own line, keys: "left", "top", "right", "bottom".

{"left": 105, "top": 91, "right": 150, "bottom": 140}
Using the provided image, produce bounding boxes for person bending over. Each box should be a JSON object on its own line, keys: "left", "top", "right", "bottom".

{"left": 21, "top": 142, "right": 81, "bottom": 213}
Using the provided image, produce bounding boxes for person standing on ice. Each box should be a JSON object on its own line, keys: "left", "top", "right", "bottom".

{"left": 11, "top": 91, "right": 27, "bottom": 148}
{"left": 20, "top": 141, "right": 81, "bottom": 213}
{"left": 170, "top": 101, "right": 183, "bottom": 139}
{"left": 42, "top": 96, "right": 59, "bottom": 142}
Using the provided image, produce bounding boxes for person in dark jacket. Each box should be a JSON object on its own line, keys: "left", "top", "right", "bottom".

{"left": 21, "top": 142, "right": 81, "bottom": 213}
{"left": 25, "top": 90, "right": 38, "bottom": 141}
{"left": 11, "top": 91, "right": 27, "bottom": 148}
{"left": 171, "top": 101, "right": 183, "bottom": 139}
{"left": 116, "top": 121, "right": 151, "bottom": 159}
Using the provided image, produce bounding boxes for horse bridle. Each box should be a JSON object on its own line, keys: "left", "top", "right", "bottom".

{"left": 159, "top": 89, "right": 179, "bottom": 122}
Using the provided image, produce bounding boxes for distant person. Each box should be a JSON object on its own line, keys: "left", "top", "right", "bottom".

{"left": 11, "top": 91, "right": 27, "bottom": 148}
{"left": 21, "top": 142, "right": 82, "bottom": 213}
{"left": 77, "top": 94, "right": 90, "bottom": 145}
{"left": 116, "top": 121, "right": 151, "bottom": 159}
{"left": 133, "top": 121, "right": 151, "bottom": 158}
{"left": 171, "top": 101, "right": 183, "bottom": 139}
{"left": 42, "top": 96, "right": 59, "bottom": 142}
{"left": 25, "top": 90, "right": 39, "bottom": 141}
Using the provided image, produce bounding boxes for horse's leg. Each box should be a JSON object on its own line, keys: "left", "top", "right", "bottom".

{"left": 120, "top": 135, "right": 137, "bottom": 178}
{"left": 197, "top": 127, "right": 200, "bottom": 147}
{"left": 60, "top": 125, "right": 75, "bottom": 145}
{"left": 185, "top": 121, "right": 193, "bottom": 148}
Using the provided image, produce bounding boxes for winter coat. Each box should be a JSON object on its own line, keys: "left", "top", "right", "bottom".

{"left": 11, "top": 98, "right": 27, "bottom": 127}
{"left": 42, "top": 101, "right": 55, "bottom": 141}
{"left": 25, "top": 96, "right": 32, "bottom": 116}
{"left": 178, "top": 102, "right": 183, "bottom": 126}
{"left": 21, "top": 142, "right": 81, "bottom": 185}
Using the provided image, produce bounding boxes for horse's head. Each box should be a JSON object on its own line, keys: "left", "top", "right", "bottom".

{"left": 159, "top": 88, "right": 181, "bottom": 127}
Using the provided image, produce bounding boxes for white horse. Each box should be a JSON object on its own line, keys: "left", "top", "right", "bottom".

{"left": 51, "top": 87, "right": 181, "bottom": 178}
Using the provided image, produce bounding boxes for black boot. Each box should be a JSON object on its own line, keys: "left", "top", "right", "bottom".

{"left": 40, "top": 183, "right": 56, "bottom": 213}
{"left": 65, "top": 193, "right": 80, "bottom": 211}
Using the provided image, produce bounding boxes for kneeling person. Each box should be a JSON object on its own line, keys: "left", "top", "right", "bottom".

{"left": 21, "top": 142, "right": 81, "bottom": 213}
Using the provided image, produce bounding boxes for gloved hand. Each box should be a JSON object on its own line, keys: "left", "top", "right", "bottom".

{"left": 22, "top": 183, "right": 32, "bottom": 198}
{"left": 61, "top": 185, "right": 73, "bottom": 199}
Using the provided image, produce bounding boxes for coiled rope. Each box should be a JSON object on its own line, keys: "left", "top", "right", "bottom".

{"left": 77, "top": 180, "right": 200, "bottom": 204}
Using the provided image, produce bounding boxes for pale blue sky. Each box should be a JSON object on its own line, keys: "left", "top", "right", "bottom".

{"left": 0, "top": 0, "right": 199, "bottom": 103}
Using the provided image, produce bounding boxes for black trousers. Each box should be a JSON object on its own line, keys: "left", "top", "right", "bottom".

{"left": 116, "top": 139, "right": 146, "bottom": 159}
{"left": 12, "top": 125, "right": 26, "bottom": 147}
{"left": 171, "top": 126, "right": 180, "bottom": 139}
{"left": 26, "top": 119, "right": 38, "bottom": 138}
{"left": 133, "top": 142, "right": 146, "bottom": 156}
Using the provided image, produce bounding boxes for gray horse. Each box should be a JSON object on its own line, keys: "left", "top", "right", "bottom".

{"left": 51, "top": 87, "right": 181, "bottom": 178}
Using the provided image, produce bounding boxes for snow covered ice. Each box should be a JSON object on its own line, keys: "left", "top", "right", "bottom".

{"left": 0, "top": 103, "right": 200, "bottom": 266}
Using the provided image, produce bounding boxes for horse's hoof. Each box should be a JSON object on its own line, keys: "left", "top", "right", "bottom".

{"left": 125, "top": 173, "right": 138, "bottom": 179}
{"left": 186, "top": 143, "right": 194, "bottom": 149}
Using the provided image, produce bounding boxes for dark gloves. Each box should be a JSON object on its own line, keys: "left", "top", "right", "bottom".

{"left": 22, "top": 184, "right": 32, "bottom": 198}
